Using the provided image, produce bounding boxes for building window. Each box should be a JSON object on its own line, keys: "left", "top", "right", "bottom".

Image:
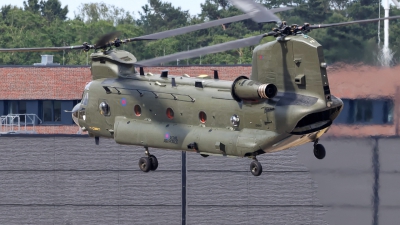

{"left": 354, "top": 100, "right": 373, "bottom": 123}
{"left": 336, "top": 98, "right": 394, "bottom": 125}
{"left": 3, "top": 100, "right": 27, "bottom": 122}
{"left": 383, "top": 99, "right": 394, "bottom": 123}
{"left": 42, "top": 100, "right": 61, "bottom": 123}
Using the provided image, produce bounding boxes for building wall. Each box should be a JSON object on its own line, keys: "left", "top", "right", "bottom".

{"left": 0, "top": 135, "right": 398, "bottom": 225}
{"left": 0, "top": 66, "right": 91, "bottom": 100}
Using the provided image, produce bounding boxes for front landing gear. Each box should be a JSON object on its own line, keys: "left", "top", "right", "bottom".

{"left": 250, "top": 159, "right": 262, "bottom": 176}
{"left": 138, "top": 147, "right": 158, "bottom": 172}
{"left": 313, "top": 139, "right": 326, "bottom": 160}
{"left": 138, "top": 157, "right": 151, "bottom": 172}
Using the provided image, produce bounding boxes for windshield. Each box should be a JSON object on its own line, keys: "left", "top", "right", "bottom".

{"left": 84, "top": 81, "right": 92, "bottom": 90}
{"left": 82, "top": 92, "right": 89, "bottom": 106}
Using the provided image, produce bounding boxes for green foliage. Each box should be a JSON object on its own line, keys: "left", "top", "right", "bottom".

{"left": 137, "top": 0, "right": 190, "bottom": 34}
{"left": 1, "top": 0, "right": 400, "bottom": 66}
{"left": 39, "top": 0, "right": 68, "bottom": 22}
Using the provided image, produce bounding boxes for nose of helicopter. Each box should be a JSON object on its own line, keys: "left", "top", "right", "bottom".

{"left": 71, "top": 102, "right": 81, "bottom": 126}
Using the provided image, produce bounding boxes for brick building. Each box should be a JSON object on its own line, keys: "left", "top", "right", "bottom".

{"left": 1, "top": 62, "right": 399, "bottom": 136}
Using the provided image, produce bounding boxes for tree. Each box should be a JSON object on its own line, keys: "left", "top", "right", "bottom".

{"left": 23, "top": 0, "right": 40, "bottom": 14}
{"left": 138, "top": 0, "right": 190, "bottom": 34}
{"left": 294, "top": 0, "right": 332, "bottom": 23}
{"left": 39, "top": 0, "right": 68, "bottom": 22}
{"left": 75, "top": 2, "right": 135, "bottom": 25}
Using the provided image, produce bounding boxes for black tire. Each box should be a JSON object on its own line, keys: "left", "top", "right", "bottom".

{"left": 138, "top": 157, "right": 151, "bottom": 172}
{"left": 250, "top": 161, "right": 263, "bottom": 176}
{"left": 314, "top": 144, "right": 326, "bottom": 159}
{"left": 149, "top": 155, "right": 158, "bottom": 171}
{"left": 200, "top": 154, "right": 209, "bottom": 158}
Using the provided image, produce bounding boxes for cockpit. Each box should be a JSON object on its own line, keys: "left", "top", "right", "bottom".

{"left": 72, "top": 82, "right": 91, "bottom": 126}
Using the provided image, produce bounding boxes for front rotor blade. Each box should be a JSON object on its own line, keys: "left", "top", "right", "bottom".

{"left": 310, "top": 15, "right": 400, "bottom": 29}
{"left": 127, "top": 14, "right": 251, "bottom": 41}
{"left": 96, "top": 31, "right": 121, "bottom": 47}
{"left": 0, "top": 45, "right": 87, "bottom": 52}
{"left": 126, "top": 7, "right": 291, "bottom": 42}
{"left": 135, "top": 32, "right": 275, "bottom": 66}
{"left": 228, "top": 0, "right": 282, "bottom": 23}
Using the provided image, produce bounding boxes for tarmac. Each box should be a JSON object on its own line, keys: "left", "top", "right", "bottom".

{"left": 0, "top": 135, "right": 398, "bottom": 224}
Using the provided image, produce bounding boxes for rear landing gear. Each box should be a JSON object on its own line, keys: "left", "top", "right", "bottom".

{"left": 313, "top": 139, "right": 326, "bottom": 160}
{"left": 250, "top": 158, "right": 262, "bottom": 176}
{"left": 138, "top": 147, "right": 158, "bottom": 172}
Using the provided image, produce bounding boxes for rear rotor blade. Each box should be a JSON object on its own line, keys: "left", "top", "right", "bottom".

{"left": 228, "top": 0, "right": 283, "bottom": 23}
{"left": 135, "top": 32, "right": 276, "bottom": 66}
{"left": 310, "top": 15, "right": 400, "bottom": 30}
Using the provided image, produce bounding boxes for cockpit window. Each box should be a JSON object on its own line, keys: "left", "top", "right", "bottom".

{"left": 84, "top": 81, "right": 92, "bottom": 90}
{"left": 82, "top": 92, "right": 89, "bottom": 106}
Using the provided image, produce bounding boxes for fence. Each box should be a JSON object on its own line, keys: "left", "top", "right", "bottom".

{"left": 0, "top": 114, "right": 42, "bottom": 134}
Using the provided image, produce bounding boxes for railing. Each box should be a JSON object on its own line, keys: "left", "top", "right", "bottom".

{"left": 0, "top": 114, "right": 42, "bottom": 134}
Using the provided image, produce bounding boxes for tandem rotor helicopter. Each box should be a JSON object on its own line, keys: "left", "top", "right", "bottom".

{"left": 1, "top": 0, "right": 400, "bottom": 176}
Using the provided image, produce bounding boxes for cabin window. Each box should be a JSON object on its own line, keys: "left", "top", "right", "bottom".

{"left": 134, "top": 105, "right": 141, "bottom": 116}
{"left": 99, "top": 102, "right": 110, "bottom": 116}
{"left": 166, "top": 108, "right": 174, "bottom": 119}
{"left": 199, "top": 111, "right": 207, "bottom": 123}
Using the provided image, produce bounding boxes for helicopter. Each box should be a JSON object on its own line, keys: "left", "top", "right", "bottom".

{"left": 1, "top": 0, "right": 400, "bottom": 176}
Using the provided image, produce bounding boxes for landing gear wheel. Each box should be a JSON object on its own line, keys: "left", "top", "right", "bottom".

{"left": 250, "top": 160, "right": 263, "bottom": 176}
{"left": 138, "top": 157, "right": 151, "bottom": 172}
{"left": 149, "top": 155, "right": 158, "bottom": 171}
{"left": 314, "top": 144, "right": 326, "bottom": 160}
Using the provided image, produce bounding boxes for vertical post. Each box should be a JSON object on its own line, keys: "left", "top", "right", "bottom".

{"left": 200, "top": 45, "right": 202, "bottom": 65}
{"left": 372, "top": 137, "right": 380, "bottom": 225}
{"left": 181, "top": 151, "right": 187, "bottom": 225}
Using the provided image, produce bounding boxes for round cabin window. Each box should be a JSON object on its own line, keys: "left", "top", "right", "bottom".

{"left": 99, "top": 102, "right": 110, "bottom": 116}
{"left": 134, "top": 105, "right": 141, "bottom": 116}
{"left": 166, "top": 108, "right": 174, "bottom": 119}
{"left": 199, "top": 111, "right": 207, "bottom": 123}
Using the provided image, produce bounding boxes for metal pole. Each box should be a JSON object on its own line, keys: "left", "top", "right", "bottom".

{"left": 372, "top": 137, "right": 380, "bottom": 225}
{"left": 378, "top": 0, "right": 381, "bottom": 45}
{"left": 384, "top": 0, "right": 389, "bottom": 50}
{"left": 181, "top": 151, "right": 187, "bottom": 225}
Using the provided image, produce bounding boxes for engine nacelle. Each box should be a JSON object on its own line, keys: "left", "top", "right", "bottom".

{"left": 231, "top": 76, "right": 277, "bottom": 102}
